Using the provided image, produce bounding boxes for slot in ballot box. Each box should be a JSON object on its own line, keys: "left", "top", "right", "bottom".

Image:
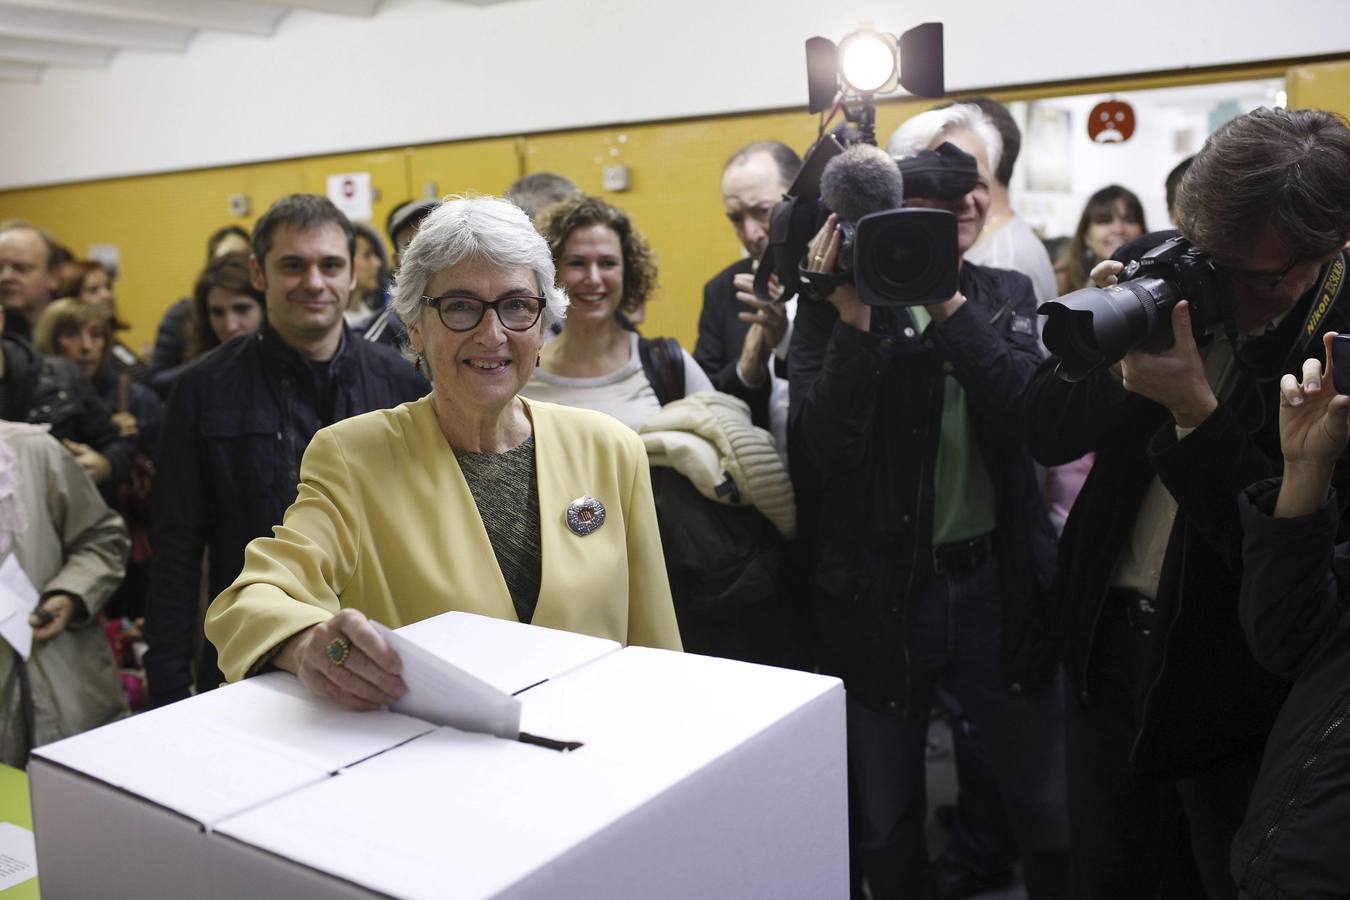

{"left": 30, "top": 613, "right": 847, "bottom": 899}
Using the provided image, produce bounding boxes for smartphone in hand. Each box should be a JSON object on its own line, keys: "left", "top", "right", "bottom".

{"left": 1333, "top": 334, "right": 1350, "bottom": 396}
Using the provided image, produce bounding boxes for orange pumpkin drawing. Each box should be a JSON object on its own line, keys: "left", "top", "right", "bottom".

{"left": 1088, "top": 100, "right": 1136, "bottom": 143}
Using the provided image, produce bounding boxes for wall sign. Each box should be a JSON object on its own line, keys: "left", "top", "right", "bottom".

{"left": 1088, "top": 100, "right": 1136, "bottom": 143}
{"left": 327, "top": 172, "right": 373, "bottom": 222}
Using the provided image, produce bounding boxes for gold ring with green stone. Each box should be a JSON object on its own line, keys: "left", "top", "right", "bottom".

{"left": 326, "top": 636, "right": 352, "bottom": 666}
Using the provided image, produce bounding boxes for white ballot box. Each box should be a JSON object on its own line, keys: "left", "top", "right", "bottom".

{"left": 27, "top": 673, "right": 435, "bottom": 899}
{"left": 29, "top": 613, "right": 848, "bottom": 899}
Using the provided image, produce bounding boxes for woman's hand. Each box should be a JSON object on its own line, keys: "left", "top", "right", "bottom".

{"left": 111, "top": 411, "right": 139, "bottom": 439}
{"left": 30, "top": 593, "right": 78, "bottom": 642}
{"left": 62, "top": 439, "right": 112, "bottom": 483}
{"left": 805, "top": 214, "right": 870, "bottom": 332}
{"left": 1089, "top": 260, "right": 1124, "bottom": 288}
{"left": 1274, "top": 332, "right": 1350, "bottom": 517}
{"left": 274, "top": 608, "right": 407, "bottom": 711}
{"left": 1279, "top": 332, "right": 1350, "bottom": 467}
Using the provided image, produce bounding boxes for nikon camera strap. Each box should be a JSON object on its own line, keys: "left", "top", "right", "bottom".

{"left": 1278, "top": 249, "right": 1348, "bottom": 375}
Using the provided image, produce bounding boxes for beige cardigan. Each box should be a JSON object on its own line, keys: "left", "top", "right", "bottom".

{"left": 207, "top": 396, "right": 681, "bottom": 682}
{"left": 0, "top": 430, "right": 129, "bottom": 766}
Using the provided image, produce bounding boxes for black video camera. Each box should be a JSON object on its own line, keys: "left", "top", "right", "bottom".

{"left": 1040, "top": 236, "right": 1226, "bottom": 381}
{"left": 754, "top": 136, "right": 974, "bottom": 308}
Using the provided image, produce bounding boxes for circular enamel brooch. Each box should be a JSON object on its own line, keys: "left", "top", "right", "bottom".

{"left": 566, "top": 496, "right": 606, "bottom": 536}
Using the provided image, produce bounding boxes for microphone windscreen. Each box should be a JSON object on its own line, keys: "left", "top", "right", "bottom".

{"left": 820, "top": 145, "right": 905, "bottom": 226}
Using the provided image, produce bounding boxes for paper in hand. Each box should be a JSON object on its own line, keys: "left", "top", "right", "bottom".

{"left": 0, "top": 555, "right": 39, "bottom": 660}
{"left": 371, "top": 620, "right": 522, "bottom": 740}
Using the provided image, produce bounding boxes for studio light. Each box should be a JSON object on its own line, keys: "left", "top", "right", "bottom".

{"left": 806, "top": 22, "right": 944, "bottom": 114}
{"left": 838, "top": 26, "right": 897, "bottom": 95}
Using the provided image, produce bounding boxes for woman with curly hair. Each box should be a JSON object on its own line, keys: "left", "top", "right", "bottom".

{"left": 523, "top": 195, "right": 711, "bottom": 428}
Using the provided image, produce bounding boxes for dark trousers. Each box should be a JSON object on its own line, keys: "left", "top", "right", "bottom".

{"left": 1066, "top": 606, "right": 1262, "bottom": 900}
{"left": 847, "top": 554, "right": 1069, "bottom": 899}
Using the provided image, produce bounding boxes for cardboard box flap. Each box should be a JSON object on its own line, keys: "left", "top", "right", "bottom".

{"left": 33, "top": 673, "right": 433, "bottom": 823}
{"left": 393, "top": 611, "right": 620, "bottom": 695}
{"left": 214, "top": 727, "right": 660, "bottom": 900}
{"left": 518, "top": 647, "right": 843, "bottom": 775}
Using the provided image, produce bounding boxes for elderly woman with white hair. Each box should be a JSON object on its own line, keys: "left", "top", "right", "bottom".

{"left": 207, "top": 196, "right": 681, "bottom": 711}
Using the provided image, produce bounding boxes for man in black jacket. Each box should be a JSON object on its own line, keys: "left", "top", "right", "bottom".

{"left": 1024, "top": 107, "right": 1350, "bottom": 899}
{"left": 144, "top": 194, "right": 426, "bottom": 708}
{"left": 694, "top": 141, "right": 800, "bottom": 428}
{"left": 792, "top": 106, "right": 1065, "bottom": 900}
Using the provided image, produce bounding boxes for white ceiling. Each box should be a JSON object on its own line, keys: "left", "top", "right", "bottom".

{"left": 0, "top": 0, "right": 494, "bottom": 82}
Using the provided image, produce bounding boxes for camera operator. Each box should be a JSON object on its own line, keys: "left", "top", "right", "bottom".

{"left": 1023, "top": 107, "right": 1350, "bottom": 899}
{"left": 790, "top": 103, "right": 1066, "bottom": 900}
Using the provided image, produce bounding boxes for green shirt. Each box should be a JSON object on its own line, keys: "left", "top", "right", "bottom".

{"left": 909, "top": 305, "right": 997, "bottom": 544}
{"left": 453, "top": 436, "right": 542, "bottom": 624}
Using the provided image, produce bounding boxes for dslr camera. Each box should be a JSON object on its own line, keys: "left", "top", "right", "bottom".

{"left": 1040, "top": 236, "right": 1226, "bottom": 381}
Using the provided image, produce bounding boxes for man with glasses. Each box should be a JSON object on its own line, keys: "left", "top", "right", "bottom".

{"left": 145, "top": 194, "right": 426, "bottom": 708}
{"left": 1024, "top": 107, "right": 1350, "bottom": 898}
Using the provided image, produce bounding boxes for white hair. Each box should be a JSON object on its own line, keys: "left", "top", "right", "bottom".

{"left": 884, "top": 103, "right": 1003, "bottom": 177}
{"left": 392, "top": 195, "right": 569, "bottom": 341}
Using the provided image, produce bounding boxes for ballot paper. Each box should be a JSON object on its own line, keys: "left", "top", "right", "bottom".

{"left": 0, "top": 822, "right": 37, "bottom": 890}
{"left": 0, "top": 555, "right": 38, "bottom": 661}
{"left": 372, "top": 620, "right": 522, "bottom": 740}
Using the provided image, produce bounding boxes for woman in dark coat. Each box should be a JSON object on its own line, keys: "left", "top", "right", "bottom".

{"left": 1234, "top": 330, "right": 1350, "bottom": 899}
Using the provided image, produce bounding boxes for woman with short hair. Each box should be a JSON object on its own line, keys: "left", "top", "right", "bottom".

{"left": 58, "top": 259, "right": 142, "bottom": 374}
{"left": 207, "top": 196, "right": 680, "bottom": 710}
{"left": 35, "top": 298, "right": 160, "bottom": 456}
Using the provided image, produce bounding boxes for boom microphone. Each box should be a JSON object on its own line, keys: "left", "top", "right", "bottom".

{"left": 819, "top": 144, "right": 906, "bottom": 226}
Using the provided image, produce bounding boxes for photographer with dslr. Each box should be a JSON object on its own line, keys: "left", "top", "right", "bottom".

{"left": 1024, "top": 107, "right": 1350, "bottom": 899}
{"left": 790, "top": 103, "right": 1066, "bottom": 900}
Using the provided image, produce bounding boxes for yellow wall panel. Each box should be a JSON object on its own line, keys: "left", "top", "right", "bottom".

{"left": 1287, "top": 60, "right": 1350, "bottom": 118}
{"left": 408, "top": 136, "right": 522, "bottom": 202}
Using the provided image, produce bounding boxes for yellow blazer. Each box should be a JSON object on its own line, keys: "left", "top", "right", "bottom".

{"left": 207, "top": 395, "right": 681, "bottom": 682}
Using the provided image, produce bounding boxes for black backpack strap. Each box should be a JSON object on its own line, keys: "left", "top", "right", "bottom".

{"left": 637, "top": 336, "right": 687, "bottom": 406}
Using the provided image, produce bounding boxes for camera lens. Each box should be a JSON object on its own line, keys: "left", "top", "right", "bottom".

{"left": 853, "top": 208, "right": 959, "bottom": 306}
{"left": 873, "top": 223, "right": 933, "bottom": 287}
{"left": 1041, "top": 276, "right": 1179, "bottom": 381}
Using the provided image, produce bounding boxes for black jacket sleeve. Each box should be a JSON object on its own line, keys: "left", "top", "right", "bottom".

{"left": 1023, "top": 359, "right": 1158, "bottom": 466}
{"left": 40, "top": 357, "right": 136, "bottom": 489}
{"left": 693, "top": 275, "right": 772, "bottom": 426}
{"left": 146, "top": 300, "right": 191, "bottom": 399}
{"left": 929, "top": 276, "right": 1043, "bottom": 441}
{"left": 143, "top": 373, "right": 209, "bottom": 706}
{"left": 788, "top": 294, "right": 898, "bottom": 472}
{"left": 1238, "top": 479, "right": 1349, "bottom": 680}
{"left": 78, "top": 384, "right": 135, "bottom": 488}
{"left": 1147, "top": 404, "right": 1287, "bottom": 573}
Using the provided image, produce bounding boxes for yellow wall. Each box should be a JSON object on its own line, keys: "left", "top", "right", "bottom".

{"left": 1, "top": 60, "right": 1343, "bottom": 355}
{"left": 1287, "top": 59, "right": 1350, "bottom": 113}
